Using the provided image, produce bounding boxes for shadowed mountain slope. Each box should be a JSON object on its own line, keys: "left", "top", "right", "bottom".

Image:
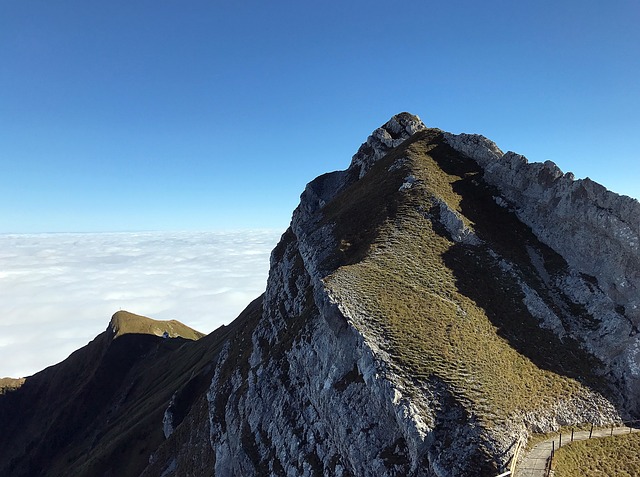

{"left": 0, "top": 301, "right": 262, "bottom": 477}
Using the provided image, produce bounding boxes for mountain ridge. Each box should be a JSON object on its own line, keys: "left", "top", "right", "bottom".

{"left": 1, "top": 112, "right": 638, "bottom": 476}
{"left": 0, "top": 310, "right": 226, "bottom": 476}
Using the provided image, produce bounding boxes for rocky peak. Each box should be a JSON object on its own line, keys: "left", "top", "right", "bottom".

{"left": 200, "top": 115, "right": 630, "bottom": 476}
{"left": 297, "top": 113, "right": 425, "bottom": 223}
{"left": 350, "top": 112, "right": 426, "bottom": 178}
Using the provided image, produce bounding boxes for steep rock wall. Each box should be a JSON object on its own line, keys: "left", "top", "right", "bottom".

{"left": 443, "top": 132, "right": 640, "bottom": 413}
{"left": 207, "top": 236, "right": 431, "bottom": 476}
{"left": 442, "top": 132, "right": 640, "bottom": 319}
{"left": 204, "top": 114, "right": 440, "bottom": 476}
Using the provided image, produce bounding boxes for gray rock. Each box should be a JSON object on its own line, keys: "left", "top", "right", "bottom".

{"left": 434, "top": 198, "right": 482, "bottom": 246}
{"left": 444, "top": 130, "right": 640, "bottom": 413}
{"left": 350, "top": 112, "right": 426, "bottom": 178}
{"left": 158, "top": 114, "right": 635, "bottom": 476}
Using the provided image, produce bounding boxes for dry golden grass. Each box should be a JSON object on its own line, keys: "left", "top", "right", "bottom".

{"left": 0, "top": 377, "right": 25, "bottom": 394}
{"left": 110, "top": 310, "right": 205, "bottom": 341}
{"left": 553, "top": 432, "right": 640, "bottom": 476}
{"left": 324, "top": 130, "right": 599, "bottom": 424}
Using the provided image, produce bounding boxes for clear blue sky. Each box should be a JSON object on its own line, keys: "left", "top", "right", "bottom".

{"left": 2, "top": 0, "right": 638, "bottom": 233}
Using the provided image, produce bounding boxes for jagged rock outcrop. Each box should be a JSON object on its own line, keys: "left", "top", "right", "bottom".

{"left": 351, "top": 112, "right": 427, "bottom": 179}
{"left": 443, "top": 132, "right": 640, "bottom": 413}
{"left": 443, "top": 132, "right": 640, "bottom": 316}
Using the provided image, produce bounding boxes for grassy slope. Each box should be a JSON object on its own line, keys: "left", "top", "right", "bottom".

{"left": 553, "top": 432, "right": 640, "bottom": 476}
{"left": 324, "top": 129, "right": 607, "bottom": 426}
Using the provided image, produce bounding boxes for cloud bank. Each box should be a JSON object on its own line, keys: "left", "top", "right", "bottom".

{"left": 0, "top": 230, "right": 281, "bottom": 378}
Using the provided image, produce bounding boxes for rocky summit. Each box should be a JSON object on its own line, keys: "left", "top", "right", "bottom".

{"left": 1, "top": 113, "right": 639, "bottom": 476}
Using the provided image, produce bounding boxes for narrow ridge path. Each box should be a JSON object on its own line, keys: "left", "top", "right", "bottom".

{"left": 516, "top": 426, "right": 637, "bottom": 477}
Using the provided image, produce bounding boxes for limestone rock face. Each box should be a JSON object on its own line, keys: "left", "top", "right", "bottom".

{"left": 205, "top": 115, "right": 437, "bottom": 476}
{"left": 444, "top": 131, "right": 640, "bottom": 412}
{"left": 443, "top": 132, "right": 640, "bottom": 317}
{"left": 207, "top": 235, "right": 431, "bottom": 476}
{"left": 350, "top": 112, "right": 427, "bottom": 178}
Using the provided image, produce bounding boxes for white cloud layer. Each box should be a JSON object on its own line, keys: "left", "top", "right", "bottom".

{"left": 0, "top": 230, "right": 282, "bottom": 378}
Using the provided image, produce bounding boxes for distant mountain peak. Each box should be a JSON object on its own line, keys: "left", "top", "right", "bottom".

{"left": 109, "top": 310, "right": 204, "bottom": 341}
{"left": 0, "top": 377, "right": 25, "bottom": 394}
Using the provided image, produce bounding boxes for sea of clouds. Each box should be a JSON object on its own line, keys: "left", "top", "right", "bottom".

{"left": 0, "top": 230, "right": 282, "bottom": 378}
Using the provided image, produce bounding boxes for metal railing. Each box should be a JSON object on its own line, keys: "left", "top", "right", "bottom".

{"left": 494, "top": 420, "right": 640, "bottom": 477}
{"left": 543, "top": 420, "right": 640, "bottom": 477}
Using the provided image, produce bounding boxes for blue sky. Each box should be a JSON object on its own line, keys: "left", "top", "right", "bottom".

{"left": 2, "top": 0, "right": 639, "bottom": 233}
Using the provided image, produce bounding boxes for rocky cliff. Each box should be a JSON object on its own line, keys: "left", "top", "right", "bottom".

{"left": 443, "top": 131, "right": 640, "bottom": 413}
{"left": 151, "top": 113, "right": 635, "bottom": 476}
{"left": 2, "top": 113, "right": 638, "bottom": 477}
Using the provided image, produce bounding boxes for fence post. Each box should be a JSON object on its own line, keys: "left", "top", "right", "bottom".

{"left": 589, "top": 423, "right": 593, "bottom": 438}
{"left": 611, "top": 424, "right": 614, "bottom": 436}
{"left": 571, "top": 428, "right": 574, "bottom": 442}
{"left": 559, "top": 432, "right": 562, "bottom": 447}
{"left": 509, "top": 438, "right": 523, "bottom": 476}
